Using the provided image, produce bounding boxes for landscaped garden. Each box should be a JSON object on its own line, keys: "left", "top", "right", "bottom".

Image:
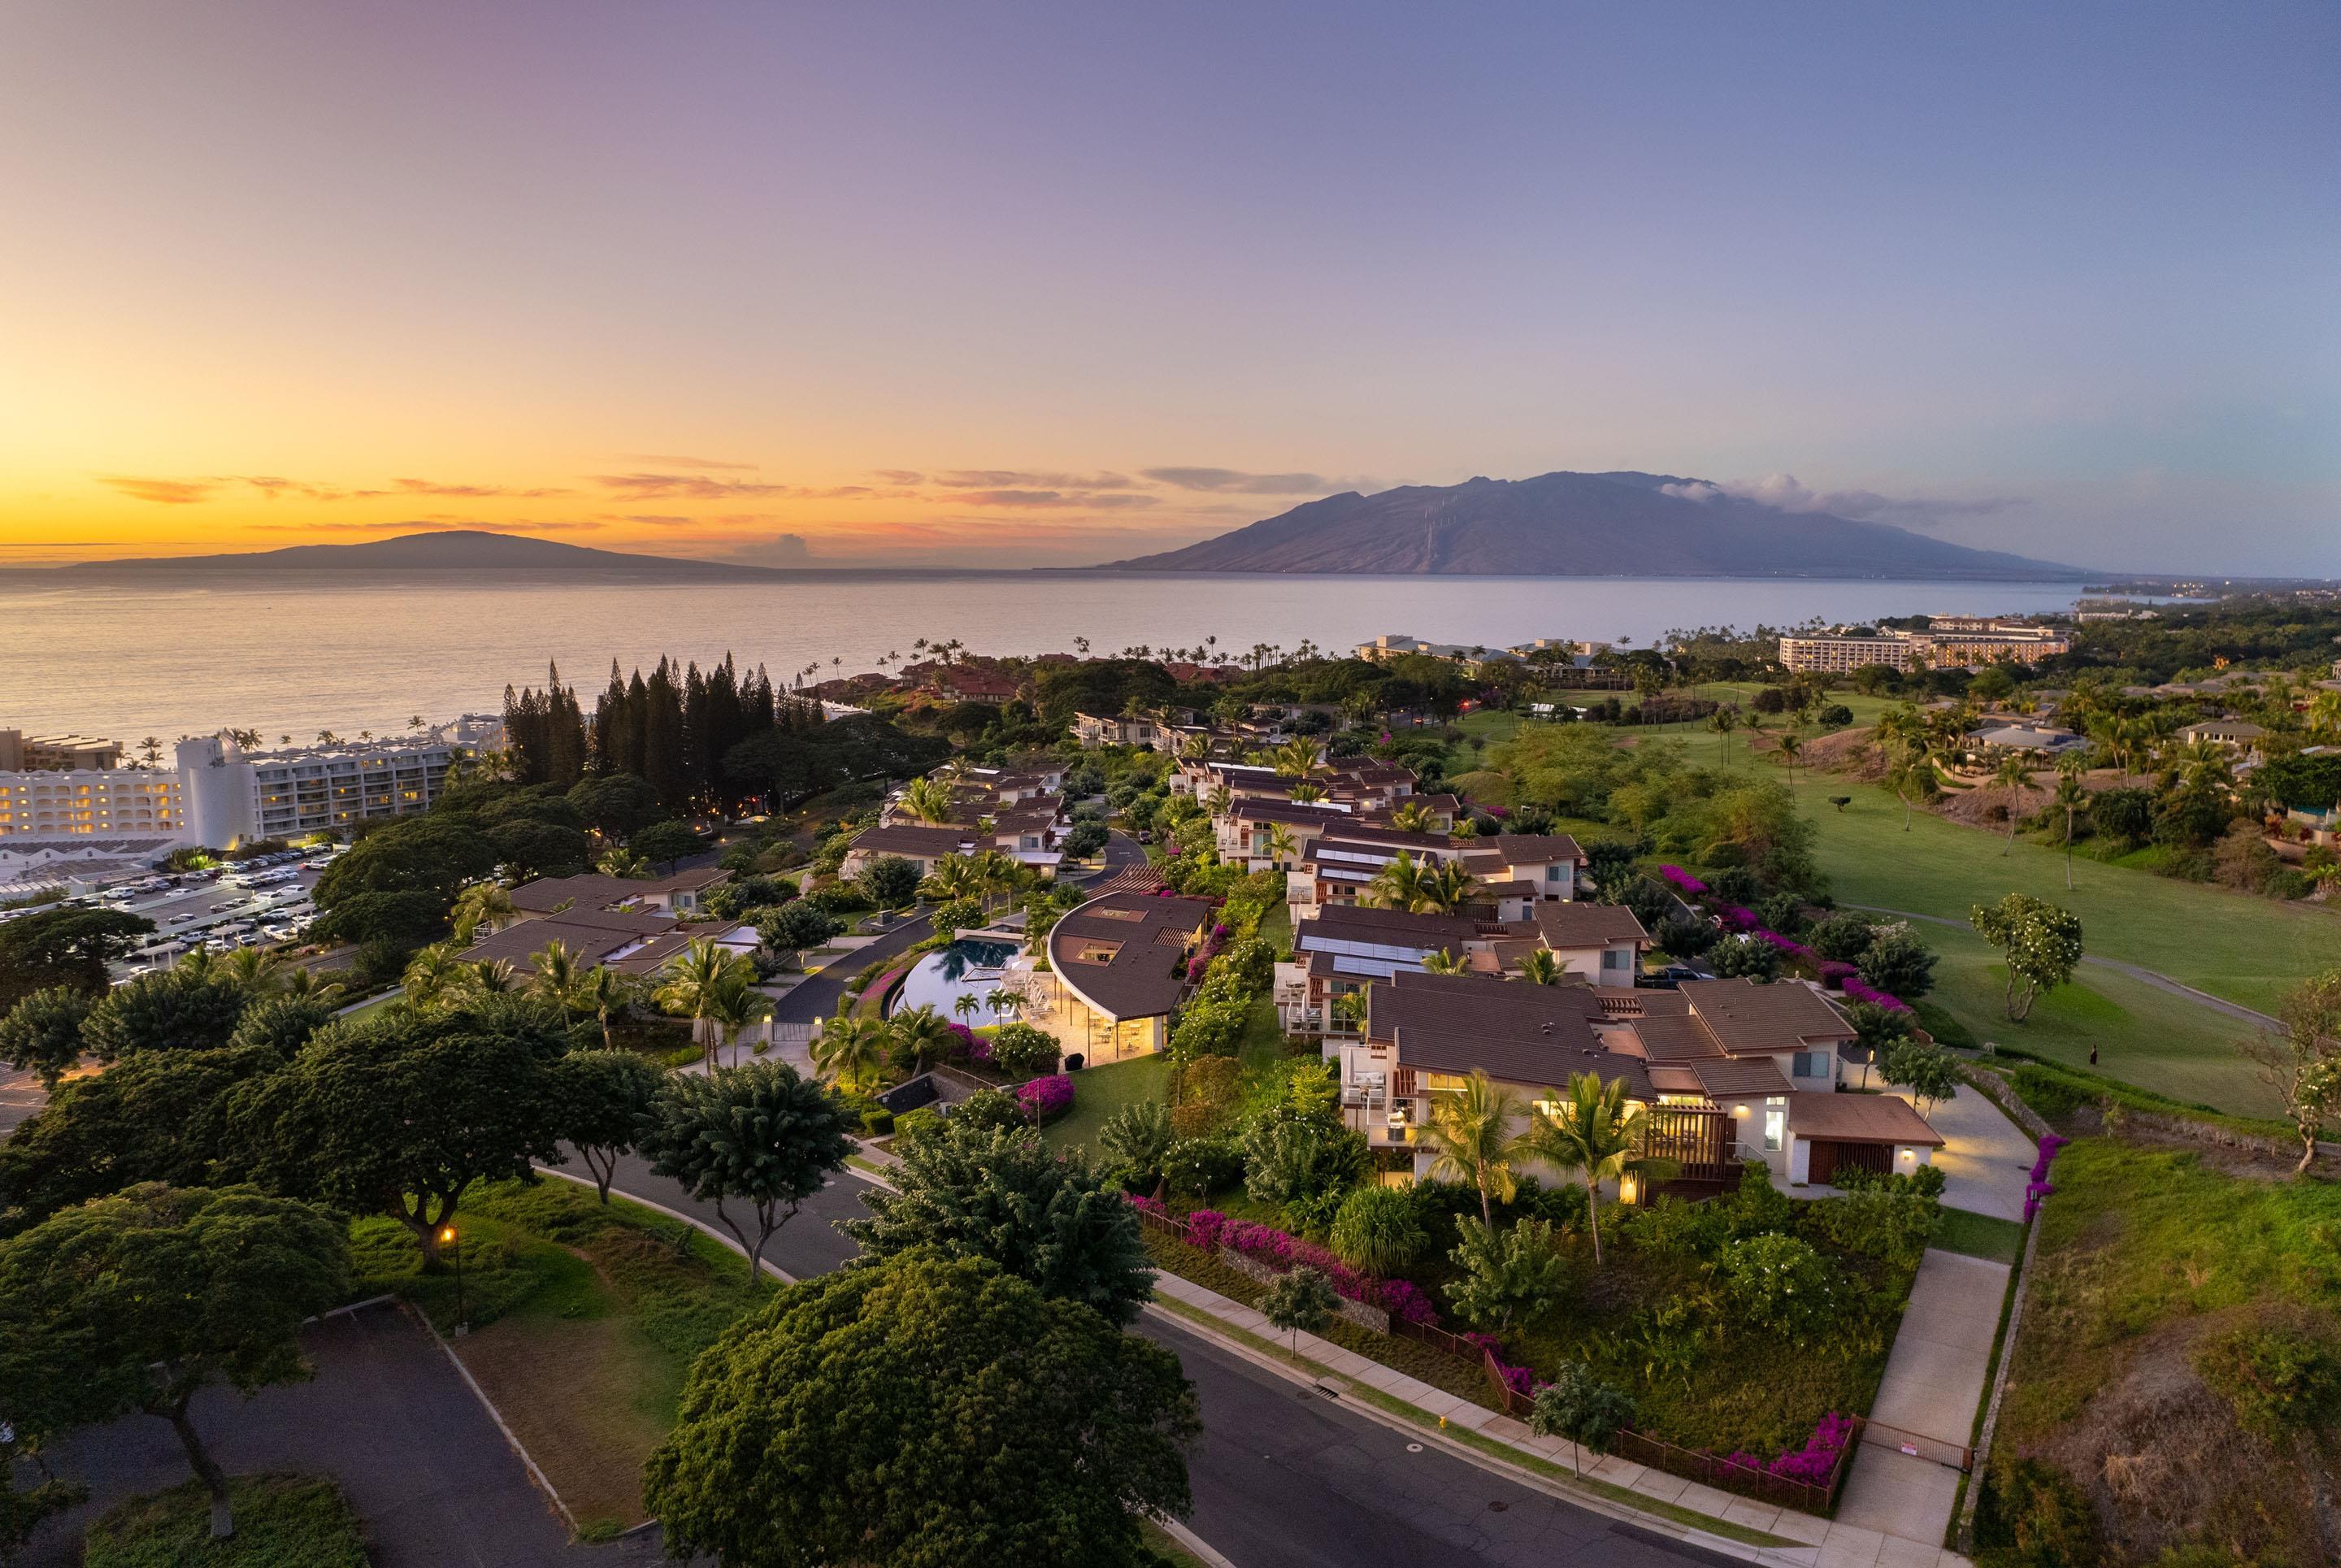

{"left": 81, "top": 1475, "right": 371, "bottom": 1568}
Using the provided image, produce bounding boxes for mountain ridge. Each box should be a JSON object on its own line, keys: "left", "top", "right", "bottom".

{"left": 1103, "top": 470, "right": 2088, "bottom": 580}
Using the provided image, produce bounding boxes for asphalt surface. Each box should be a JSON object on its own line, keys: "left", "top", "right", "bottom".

{"left": 0, "top": 1062, "right": 46, "bottom": 1136}
{"left": 589, "top": 1156, "right": 1737, "bottom": 1568}
{"left": 20, "top": 1303, "right": 667, "bottom": 1568}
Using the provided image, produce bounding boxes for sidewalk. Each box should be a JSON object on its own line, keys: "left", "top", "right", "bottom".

{"left": 1834, "top": 1248, "right": 2008, "bottom": 1552}
{"left": 1144, "top": 1270, "right": 1974, "bottom": 1568}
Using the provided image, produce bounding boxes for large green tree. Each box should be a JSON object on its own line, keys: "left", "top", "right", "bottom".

{"left": 0, "top": 985, "right": 92, "bottom": 1088}
{"left": 230, "top": 998, "right": 570, "bottom": 1263}
{"left": 0, "top": 907, "right": 153, "bottom": 1012}
{"left": 643, "top": 1249, "right": 1197, "bottom": 1568}
{"left": 79, "top": 965, "right": 254, "bottom": 1061}
{"left": 311, "top": 815, "right": 498, "bottom": 934}
{"left": 845, "top": 1123, "right": 1153, "bottom": 1324}
{"left": 1970, "top": 893, "right": 2086, "bottom": 1021}
{"left": 636, "top": 1062, "right": 852, "bottom": 1284}
{"left": 554, "top": 1047, "right": 667, "bottom": 1203}
{"left": 0, "top": 1184, "right": 350, "bottom": 1541}
{"left": 0, "top": 1045, "right": 279, "bottom": 1235}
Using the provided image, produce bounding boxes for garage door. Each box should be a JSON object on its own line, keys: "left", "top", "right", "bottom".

{"left": 1808, "top": 1139, "right": 1890, "bottom": 1185}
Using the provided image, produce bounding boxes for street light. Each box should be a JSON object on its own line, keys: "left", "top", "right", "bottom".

{"left": 441, "top": 1223, "right": 466, "bottom": 1335}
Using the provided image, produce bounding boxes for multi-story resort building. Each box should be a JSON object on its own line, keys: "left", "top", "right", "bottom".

{"left": 1778, "top": 620, "right": 2071, "bottom": 674}
{"left": 0, "top": 766, "right": 185, "bottom": 840}
{"left": 0, "top": 729, "right": 128, "bottom": 771}
{"left": 176, "top": 729, "right": 467, "bottom": 848}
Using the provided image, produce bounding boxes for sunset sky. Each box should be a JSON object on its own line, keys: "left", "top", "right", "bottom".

{"left": 2, "top": 2, "right": 2334, "bottom": 572}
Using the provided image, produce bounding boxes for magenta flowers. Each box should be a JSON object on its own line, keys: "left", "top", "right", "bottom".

{"left": 1177, "top": 1209, "right": 1436, "bottom": 1323}
{"left": 1015, "top": 1075, "right": 1074, "bottom": 1119}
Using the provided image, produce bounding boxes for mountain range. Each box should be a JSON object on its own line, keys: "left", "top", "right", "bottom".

{"left": 46, "top": 530, "right": 769, "bottom": 578}
{"left": 1105, "top": 471, "right": 2086, "bottom": 579}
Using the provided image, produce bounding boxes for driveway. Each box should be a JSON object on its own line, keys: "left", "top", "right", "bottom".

{"left": 1913, "top": 1083, "right": 2034, "bottom": 1223}
{"left": 21, "top": 1302, "right": 668, "bottom": 1568}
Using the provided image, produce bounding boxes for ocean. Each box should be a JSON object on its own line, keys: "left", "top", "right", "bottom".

{"left": 0, "top": 571, "right": 2099, "bottom": 742}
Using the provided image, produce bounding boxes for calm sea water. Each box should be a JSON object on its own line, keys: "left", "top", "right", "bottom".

{"left": 0, "top": 571, "right": 2095, "bottom": 742}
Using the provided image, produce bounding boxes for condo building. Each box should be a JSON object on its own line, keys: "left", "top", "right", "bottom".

{"left": 0, "top": 767, "right": 185, "bottom": 839}
{"left": 176, "top": 730, "right": 463, "bottom": 847}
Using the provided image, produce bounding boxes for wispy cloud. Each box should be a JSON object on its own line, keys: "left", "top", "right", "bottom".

{"left": 931, "top": 469, "right": 1140, "bottom": 490}
{"left": 940, "top": 489, "right": 1159, "bottom": 509}
{"left": 1140, "top": 467, "right": 1353, "bottom": 495}
{"left": 592, "top": 473, "right": 901, "bottom": 501}
{"left": 100, "top": 475, "right": 217, "bottom": 504}
{"left": 620, "top": 453, "right": 758, "bottom": 471}
{"left": 383, "top": 478, "right": 575, "bottom": 498}
{"left": 1660, "top": 473, "right": 2026, "bottom": 527}
{"left": 871, "top": 469, "right": 927, "bottom": 485}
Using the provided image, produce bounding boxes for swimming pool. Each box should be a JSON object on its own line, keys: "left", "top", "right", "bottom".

{"left": 888, "top": 937, "right": 1024, "bottom": 1022}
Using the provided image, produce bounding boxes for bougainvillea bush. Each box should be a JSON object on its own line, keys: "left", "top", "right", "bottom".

{"left": 1174, "top": 1208, "right": 1436, "bottom": 1325}
{"left": 1014, "top": 1073, "right": 1074, "bottom": 1122}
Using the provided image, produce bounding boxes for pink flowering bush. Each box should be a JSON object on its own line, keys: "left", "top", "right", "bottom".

{"left": 1658, "top": 865, "right": 1709, "bottom": 895}
{"left": 1180, "top": 1210, "right": 1436, "bottom": 1324}
{"left": 1723, "top": 1412, "right": 1854, "bottom": 1486}
{"left": 1842, "top": 977, "right": 1909, "bottom": 1013}
{"left": 2023, "top": 1134, "right": 2070, "bottom": 1221}
{"left": 1818, "top": 960, "right": 1859, "bottom": 986}
{"left": 943, "top": 1021, "right": 979, "bottom": 1060}
{"left": 1015, "top": 1074, "right": 1074, "bottom": 1121}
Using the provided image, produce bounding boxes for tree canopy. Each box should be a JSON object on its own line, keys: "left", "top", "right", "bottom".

{"left": 845, "top": 1123, "right": 1154, "bottom": 1324}
{"left": 637, "top": 1062, "right": 852, "bottom": 1283}
{"left": 0, "top": 908, "right": 154, "bottom": 1012}
{"left": 642, "top": 1249, "right": 1197, "bottom": 1568}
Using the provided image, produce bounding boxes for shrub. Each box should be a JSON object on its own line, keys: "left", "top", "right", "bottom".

{"left": 808, "top": 883, "right": 874, "bottom": 915}
{"left": 893, "top": 1106, "right": 945, "bottom": 1146}
{"left": 1184, "top": 1210, "right": 1435, "bottom": 1325}
{"left": 987, "top": 1023, "right": 1062, "bottom": 1077}
{"left": 1240, "top": 1117, "right": 1368, "bottom": 1218}
{"left": 1162, "top": 1136, "right": 1244, "bottom": 1199}
{"left": 1716, "top": 1233, "right": 1843, "bottom": 1343}
{"left": 861, "top": 1108, "right": 895, "bottom": 1136}
{"left": 1800, "top": 1185, "right": 1938, "bottom": 1267}
{"left": 84, "top": 1475, "right": 370, "bottom": 1568}
{"left": 1709, "top": 936, "right": 1783, "bottom": 982}
{"left": 950, "top": 1088, "right": 1026, "bottom": 1136}
{"left": 1014, "top": 1075, "right": 1075, "bottom": 1122}
{"left": 1755, "top": 891, "right": 1807, "bottom": 938}
{"left": 1856, "top": 931, "right": 1937, "bottom": 999}
{"left": 1168, "top": 994, "right": 1248, "bottom": 1061}
{"left": 2010, "top": 1062, "right": 2092, "bottom": 1121}
{"left": 1445, "top": 1215, "right": 1569, "bottom": 1331}
{"left": 1097, "top": 1100, "right": 1173, "bottom": 1188}
{"left": 1973, "top": 1457, "right": 2104, "bottom": 1567}
{"left": 1816, "top": 703, "right": 1853, "bottom": 727}
{"left": 1327, "top": 1185, "right": 1428, "bottom": 1275}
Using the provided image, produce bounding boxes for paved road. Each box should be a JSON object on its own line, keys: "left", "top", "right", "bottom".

{"left": 22, "top": 1303, "right": 666, "bottom": 1568}
{"left": 0, "top": 1062, "right": 46, "bottom": 1136}
{"left": 1847, "top": 902, "right": 2282, "bottom": 1030}
{"left": 589, "top": 1157, "right": 1735, "bottom": 1568}
{"left": 772, "top": 911, "right": 936, "bottom": 1023}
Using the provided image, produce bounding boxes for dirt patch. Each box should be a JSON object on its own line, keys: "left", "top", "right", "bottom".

{"left": 455, "top": 1308, "right": 672, "bottom": 1531}
{"left": 2029, "top": 1310, "right": 2332, "bottom": 1565}
{"left": 1800, "top": 726, "right": 1876, "bottom": 771}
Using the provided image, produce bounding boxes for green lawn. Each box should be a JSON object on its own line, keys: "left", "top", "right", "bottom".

{"left": 84, "top": 1475, "right": 370, "bottom": 1568}
{"left": 1931, "top": 1206, "right": 2025, "bottom": 1266}
{"left": 1045, "top": 1053, "right": 1173, "bottom": 1153}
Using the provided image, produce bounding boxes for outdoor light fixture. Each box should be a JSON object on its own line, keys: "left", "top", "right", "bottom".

{"left": 1618, "top": 1175, "right": 1639, "bottom": 1205}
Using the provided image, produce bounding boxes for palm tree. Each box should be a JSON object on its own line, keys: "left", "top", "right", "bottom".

{"left": 952, "top": 993, "right": 982, "bottom": 1025}
{"left": 920, "top": 853, "right": 985, "bottom": 906}
{"left": 401, "top": 944, "right": 466, "bottom": 1008}
{"left": 2052, "top": 764, "right": 2091, "bottom": 892}
{"left": 1775, "top": 729, "right": 1804, "bottom": 798}
{"left": 597, "top": 847, "right": 653, "bottom": 879}
{"left": 1991, "top": 754, "right": 2033, "bottom": 856}
{"left": 899, "top": 775, "right": 958, "bottom": 825}
{"left": 1421, "top": 948, "right": 1468, "bottom": 975}
{"left": 972, "top": 849, "right": 1018, "bottom": 916}
{"left": 655, "top": 937, "right": 762, "bottom": 1069}
{"left": 2306, "top": 690, "right": 2341, "bottom": 746}
{"left": 580, "top": 965, "right": 639, "bottom": 1049}
{"left": 1420, "top": 1070, "right": 1520, "bottom": 1227}
{"left": 1516, "top": 1071, "right": 1654, "bottom": 1266}
{"left": 1263, "top": 822, "right": 1298, "bottom": 869}
{"left": 1518, "top": 949, "right": 1563, "bottom": 986}
{"left": 1366, "top": 850, "right": 1432, "bottom": 912}
{"left": 528, "top": 940, "right": 584, "bottom": 1020}
{"left": 1205, "top": 785, "right": 1233, "bottom": 818}
{"left": 1272, "top": 738, "right": 1318, "bottom": 780}
{"left": 1179, "top": 732, "right": 1212, "bottom": 762}
{"left": 280, "top": 967, "right": 344, "bottom": 1004}
{"left": 1289, "top": 781, "right": 1328, "bottom": 803}
{"left": 1418, "top": 859, "right": 1480, "bottom": 916}
{"left": 697, "top": 965, "right": 772, "bottom": 1069}
{"left": 893, "top": 1004, "right": 961, "bottom": 1075}
{"left": 221, "top": 945, "right": 289, "bottom": 994}
{"left": 984, "top": 988, "right": 1014, "bottom": 1023}
{"left": 466, "top": 958, "right": 518, "bottom": 997}
{"left": 1706, "top": 706, "right": 1739, "bottom": 767}
{"left": 810, "top": 1014, "right": 889, "bottom": 1092}
{"left": 1389, "top": 800, "right": 1433, "bottom": 833}
{"left": 450, "top": 880, "right": 513, "bottom": 942}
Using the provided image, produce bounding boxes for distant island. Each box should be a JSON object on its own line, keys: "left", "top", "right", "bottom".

{"left": 41, "top": 530, "right": 799, "bottom": 580}
{"left": 1102, "top": 470, "right": 2090, "bottom": 580}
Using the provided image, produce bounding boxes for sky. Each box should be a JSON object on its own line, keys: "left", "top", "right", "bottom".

{"left": 0, "top": 2, "right": 2334, "bottom": 573}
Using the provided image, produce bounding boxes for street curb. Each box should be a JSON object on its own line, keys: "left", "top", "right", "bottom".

{"left": 401, "top": 1298, "right": 581, "bottom": 1540}
{"left": 1139, "top": 1299, "right": 1818, "bottom": 1567}
{"left": 532, "top": 1163, "right": 797, "bottom": 1284}
{"left": 1157, "top": 1512, "right": 1240, "bottom": 1568}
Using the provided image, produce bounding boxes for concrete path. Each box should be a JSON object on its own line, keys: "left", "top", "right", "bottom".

{"left": 1909, "top": 1084, "right": 2033, "bottom": 1223}
{"left": 1834, "top": 1249, "right": 2009, "bottom": 1552}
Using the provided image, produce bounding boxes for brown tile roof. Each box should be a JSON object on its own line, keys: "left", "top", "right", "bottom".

{"left": 1093, "top": 864, "right": 1169, "bottom": 894}
{"left": 1491, "top": 833, "right": 1586, "bottom": 862}
{"left": 1395, "top": 1027, "right": 1655, "bottom": 1097}
{"left": 849, "top": 823, "right": 971, "bottom": 858}
{"left": 1227, "top": 799, "right": 1357, "bottom": 828}
{"left": 1046, "top": 891, "right": 1214, "bottom": 1020}
{"left": 1688, "top": 1057, "right": 1796, "bottom": 1099}
{"left": 1366, "top": 969, "right": 1608, "bottom": 1048}
{"left": 1627, "top": 1013, "right": 1726, "bottom": 1062}
{"left": 1680, "top": 979, "right": 1857, "bottom": 1053}
{"left": 1789, "top": 1092, "right": 1945, "bottom": 1147}
{"left": 1296, "top": 904, "right": 1483, "bottom": 950}
{"left": 1531, "top": 902, "right": 1652, "bottom": 949}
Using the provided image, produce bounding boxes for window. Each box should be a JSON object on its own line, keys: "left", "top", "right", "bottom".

{"left": 1068, "top": 940, "right": 1121, "bottom": 965}
{"left": 1422, "top": 1071, "right": 1472, "bottom": 1093}
{"left": 1762, "top": 1095, "right": 1786, "bottom": 1153}
{"left": 1544, "top": 864, "right": 1562, "bottom": 882}
{"left": 1796, "top": 1049, "right": 1832, "bottom": 1079}
{"left": 1601, "top": 948, "right": 1630, "bottom": 971}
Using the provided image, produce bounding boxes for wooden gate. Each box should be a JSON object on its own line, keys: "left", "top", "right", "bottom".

{"left": 1635, "top": 1105, "right": 1730, "bottom": 1183}
{"left": 1808, "top": 1139, "right": 1890, "bottom": 1185}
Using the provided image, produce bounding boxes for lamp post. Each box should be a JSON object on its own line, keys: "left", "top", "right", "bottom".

{"left": 441, "top": 1223, "right": 466, "bottom": 1335}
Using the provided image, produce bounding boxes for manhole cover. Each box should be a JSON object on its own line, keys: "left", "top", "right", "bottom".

{"left": 1405, "top": 1443, "right": 1423, "bottom": 1453}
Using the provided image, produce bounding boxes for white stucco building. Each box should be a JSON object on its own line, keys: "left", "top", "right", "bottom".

{"left": 177, "top": 729, "right": 464, "bottom": 847}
